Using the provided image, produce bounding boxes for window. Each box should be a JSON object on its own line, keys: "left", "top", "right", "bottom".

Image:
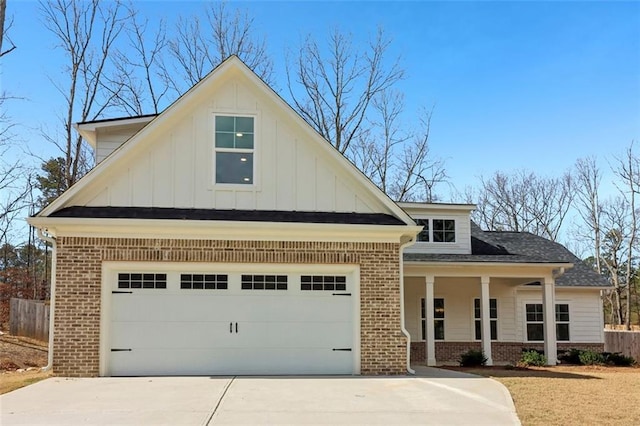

{"left": 525, "top": 303, "right": 571, "bottom": 341}
{"left": 215, "top": 115, "right": 254, "bottom": 184}
{"left": 556, "top": 304, "right": 570, "bottom": 341}
{"left": 421, "top": 298, "right": 445, "bottom": 340}
{"left": 474, "top": 298, "right": 498, "bottom": 340}
{"left": 301, "top": 275, "right": 346, "bottom": 291}
{"left": 432, "top": 219, "right": 456, "bottom": 242}
{"left": 414, "top": 219, "right": 455, "bottom": 243}
{"left": 118, "top": 273, "right": 166, "bottom": 289}
{"left": 416, "top": 219, "right": 429, "bottom": 242}
{"left": 180, "top": 274, "right": 228, "bottom": 290}
{"left": 241, "top": 275, "right": 287, "bottom": 290}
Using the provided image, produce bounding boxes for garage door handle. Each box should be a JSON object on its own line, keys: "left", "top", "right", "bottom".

{"left": 332, "top": 293, "right": 351, "bottom": 296}
{"left": 235, "top": 322, "right": 238, "bottom": 333}
{"left": 332, "top": 348, "right": 352, "bottom": 351}
{"left": 229, "top": 322, "right": 233, "bottom": 333}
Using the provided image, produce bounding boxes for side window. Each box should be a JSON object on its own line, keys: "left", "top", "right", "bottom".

{"left": 474, "top": 298, "right": 498, "bottom": 340}
{"left": 556, "top": 304, "right": 570, "bottom": 341}
{"left": 421, "top": 298, "right": 445, "bottom": 340}
{"left": 215, "top": 115, "right": 254, "bottom": 184}
{"left": 432, "top": 219, "right": 455, "bottom": 242}
{"left": 416, "top": 219, "right": 430, "bottom": 242}
{"left": 525, "top": 303, "right": 544, "bottom": 341}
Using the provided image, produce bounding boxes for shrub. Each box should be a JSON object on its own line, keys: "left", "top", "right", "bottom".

{"left": 519, "top": 350, "right": 547, "bottom": 367}
{"left": 603, "top": 352, "right": 636, "bottom": 366}
{"left": 459, "top": 349, "right": 488, "bottom": 367}
{"left": 578, "top": 349, "right": 606, "bottom": 365}
{"left": 558, "top": 348, "right": 582, "bottom": 365}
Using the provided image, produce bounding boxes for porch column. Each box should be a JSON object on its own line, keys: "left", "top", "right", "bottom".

{"left": 543, "top": 276, "right": 557, "bottom": 365}
{"left": 480, "top": 276, "right": 493, "bottom": 366}
{"left": 425, "top": 275, "right": 436, "bottom": 366}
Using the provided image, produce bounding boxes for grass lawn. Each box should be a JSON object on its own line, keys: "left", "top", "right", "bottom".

{"left": 0, "top": 370, "right": 52, "bottom": 394}
{"left": 460, "top": 365, "right": 640, "bottom": 426}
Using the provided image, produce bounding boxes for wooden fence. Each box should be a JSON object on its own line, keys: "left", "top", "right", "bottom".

{"left": 604, "top": 330, "right": 640, "bottom": 361}
{"left": 9, "top": 298, "right": 50, "bottom": 342}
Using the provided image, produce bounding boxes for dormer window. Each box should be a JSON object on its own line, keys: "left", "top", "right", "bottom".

{"left": 215, "top": 115, "right": 254, "bottom": 184}
{"left": 415, "top": 218, "right": 456, "bottom": 243}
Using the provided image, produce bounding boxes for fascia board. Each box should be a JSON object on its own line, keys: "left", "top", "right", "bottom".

{"left": 403, "top": 261, "right": 574, "bottom": 278}
{"left": 27, "top": 217, "right": 423, "bottom": 243}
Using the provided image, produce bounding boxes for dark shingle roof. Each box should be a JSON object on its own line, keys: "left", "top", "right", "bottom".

{"left": 404, "top": 223, "right": 609, "bottom": 287}
{"left": 49, "top": 206, "right": 406, "bottom": 226}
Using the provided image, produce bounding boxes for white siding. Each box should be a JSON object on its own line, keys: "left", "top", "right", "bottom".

{"left": 403, "top": 277, "right": 517, "bottom": 342}
{"left": 404, "top": 212, "right": 472, "bottom": 254}
{"left": 515, "top": 287, "right": 603, "bottom": 343}
{"left": 95, "top": 123, "right": 150, "bottom": 164}
{"left": 75, "top": 70, "right": 391, "bottom": 215}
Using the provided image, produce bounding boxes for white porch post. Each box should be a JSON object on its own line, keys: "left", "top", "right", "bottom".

{"left": 480, "top": 276, "right": 493, "bottom": 366}
{"left": 425, "top": 275, "right": 436, "bottom": 366}
{"left": 543, "top": 276, "right": 557, "bottom": 365}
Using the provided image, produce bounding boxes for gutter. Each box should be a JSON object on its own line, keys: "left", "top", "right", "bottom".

{"left": 399, "top": 236, "right": 417, "bottom": 375}
{"left": 36, "top": 228, "right": 56, "bottom": 372}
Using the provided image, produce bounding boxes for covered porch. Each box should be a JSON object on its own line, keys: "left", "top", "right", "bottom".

{"left": 403, "top": 262, "right": 572, "bottom": 366}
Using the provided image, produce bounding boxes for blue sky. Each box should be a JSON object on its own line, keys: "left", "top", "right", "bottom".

{"left": 3, "top": 0, "right": 640, "bottom": 201}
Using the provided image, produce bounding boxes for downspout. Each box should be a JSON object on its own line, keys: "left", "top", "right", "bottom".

{"left": 36, "top": 228, "right": 56, "bottom": 372}
{"left": 400, "top": 236, "right": 416, "bottom": 375}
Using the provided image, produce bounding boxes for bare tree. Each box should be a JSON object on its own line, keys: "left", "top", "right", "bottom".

{"left": 287, "top": 27, "right": 403, "bottom": 154}
{"left": 574, "top": 157, "right": 603, "bottom": 273}
{"left": 163, "top": 1, "right": 273, "bottom": 97}
{"left": 39, "top": 0, "right": 128, "bottom": 188}
{"left": 107, "top": 6, "right": 169, "bottom": 115}
{"left": 473, "top": 169, "right": 574, "bottom": 241}
{"left": 0, "top": 0, "right": 16, "bottom": 57}
{"left": 612, "top": 142, "right": 639, "bottom": 329}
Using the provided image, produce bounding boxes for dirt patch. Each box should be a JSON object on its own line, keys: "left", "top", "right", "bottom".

{"left": 448, "top": 365, "right": 640, "bottom": 425}
{"left": 0, "top": 334, "right": 51, "bottom": 394}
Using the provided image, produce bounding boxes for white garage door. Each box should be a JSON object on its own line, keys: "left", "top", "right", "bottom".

{"left": 107, "top": 268, "right": 356, "bottom": 376}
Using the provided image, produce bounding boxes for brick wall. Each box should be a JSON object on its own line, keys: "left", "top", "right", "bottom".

{"left": 54, "top": 237, "right": 405, "bottom": 376}
{"left": 410, "top": 341, "right": 605, "bottom": 365}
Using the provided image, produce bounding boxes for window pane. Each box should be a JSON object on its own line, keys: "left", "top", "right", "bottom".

{"left": 235, "top": 117, "right": 254, "bottom": 133}
{"left": 216, "top": 152, "right": 253, "bottom": 184}
{"left": 474, "top": 299, "right": 480, "bottom": 319}
{"left": 421, "top": 298, "right": 425, "bottom": 318}
{"left": 556, "top": 304, "right": 570, "bottom": 322}
{"left": 416, "top": 219, "right": 429, "bottom": 242}
{"left": 434, "top": 298, "right": 444, "bottom": 318}
{"left": 557, "top": 323, "right": 570, "bottom": 341}
{"left": 474, "top": 320, "right": 481, "bottom": 340}
{"left": 215, "top": 132, "right": 234, "bottom": 148}
{"left": 235, "top": 133, "right": 254, "bottom": 149}
{"left": 527, "top": 323, "right": 544, "bottom": 341}
{"left": 434, "top": 320, "right": 445, "bottom": 340}
{"left": 491, "top": 320, "right": 498, "bottom": 340}
{"left": 215, "top": 116, "right": 235, "bottom": 132}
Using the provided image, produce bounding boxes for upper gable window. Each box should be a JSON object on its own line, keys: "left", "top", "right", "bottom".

{"left": 433, "top": 219, "right": 455, "bottom": 242}
{"left": 415, "top": 218, "right": 455, "bottom": 243}
{"left": 215, "top": 115, "right": 254, "bottom": 184}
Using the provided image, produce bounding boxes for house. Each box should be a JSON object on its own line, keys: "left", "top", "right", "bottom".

{"left": 28, "top": 56, "right": 608, "bottom": 377}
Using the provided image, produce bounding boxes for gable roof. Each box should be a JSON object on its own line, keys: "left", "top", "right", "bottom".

{"left": 404, "top": 223, "right": 610, "bottom": 287}
{"left": 33, "top": 56, "right": 415, "bottom": 227}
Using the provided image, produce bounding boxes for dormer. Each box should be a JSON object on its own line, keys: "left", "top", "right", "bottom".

{"left": 399, "top": 202, "right": 476, "bottom": 254}
{"left": 76, "top": 114, "right": 157, "bottom": 165}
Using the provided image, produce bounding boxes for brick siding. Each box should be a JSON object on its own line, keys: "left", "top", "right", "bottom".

{"left": 410, "top": 341, "right": 605, "bottom": 365}
{"left": 54, "top": 237, "right": 406, "bottom": 377}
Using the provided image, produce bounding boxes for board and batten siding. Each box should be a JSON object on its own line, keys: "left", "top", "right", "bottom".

{"left": 76, "top": 70, "right": 388, "bottom": 215}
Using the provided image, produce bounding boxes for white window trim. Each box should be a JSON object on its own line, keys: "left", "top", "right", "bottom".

{"left": 211, "top": 112, "right": 259, "bottom": 190}
{"left": 413, "top": 217, "right": 457, "bottom": 244}
{"left": 420, "top": 297, "right": 445, "bottom": 341}
{"left": 473, "top": 298, "right": 498, "bottom": 341}
{"left": 523, "top": 301, "right": 572, "bottom": 343}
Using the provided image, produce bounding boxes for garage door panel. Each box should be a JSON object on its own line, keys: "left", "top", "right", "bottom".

{"left": 233, "top": 321, "right": 352, "bottom": 348}
{"left": 111, "top": 294, "right": 242, "bottom": 322}
{"left": 110, "top": 321, "right": 233, "bottom": 349}
{"left": 110, "top": 348, "right": 353, "bottom": 376}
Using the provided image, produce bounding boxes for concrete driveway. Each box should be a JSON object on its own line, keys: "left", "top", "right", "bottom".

{"left": 0, "top": 367, "right": 519, "bottom": 425}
